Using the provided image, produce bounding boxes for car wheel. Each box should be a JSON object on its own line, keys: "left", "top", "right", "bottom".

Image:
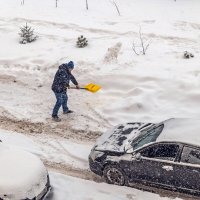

{"left": 103, "top": 164, "right": 125, "bottom": 186}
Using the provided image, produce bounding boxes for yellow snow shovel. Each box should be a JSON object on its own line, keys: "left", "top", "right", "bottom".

{"left": 70, "top": 83, "right": 101, "bottom": 93}
{"left": 84, "top": 83, "right": 101, "bottom": 93}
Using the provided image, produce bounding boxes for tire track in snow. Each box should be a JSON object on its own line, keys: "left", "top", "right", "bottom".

{"left": 36, "top": 136, "right": 89, "bottom": 165}
{"left": 44, "top": 160, "right": 102, "bottom": 183}
{"left": 0, "top": 116, "right": 102, "bottom": 142}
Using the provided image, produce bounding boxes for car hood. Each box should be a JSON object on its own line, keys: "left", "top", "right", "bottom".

{"left": 94, "top": 122, "right": 154, "bottom": 153}
{"left": 0, "top": 144, "right": 47, "bottom": 200}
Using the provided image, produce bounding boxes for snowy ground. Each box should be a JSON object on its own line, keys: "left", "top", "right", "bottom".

{"left": 0, "top": 0, "right": 200, "bottom": 126}
{"left": 0, "top": 0, "right": 200, "bottom": 199}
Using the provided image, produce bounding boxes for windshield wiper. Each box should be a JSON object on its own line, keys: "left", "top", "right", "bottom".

{"left": 138, "top": 123, "right": 154, "bottom": 131}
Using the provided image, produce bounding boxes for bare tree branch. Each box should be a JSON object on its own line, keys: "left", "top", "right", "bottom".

{"left": 56, "top": 0, "right": 58, "bottom": 8}
{"left": 144, "top": 40, "right": 151, "bottom": 54}
{"left": 111, "top": 0, "right": 121, "bottom": 16}
{"left": 132, "top": 42, "right": 140, "bottom": 56}
{"left": 86, "top": 0, "right": 89, "bottom": 10}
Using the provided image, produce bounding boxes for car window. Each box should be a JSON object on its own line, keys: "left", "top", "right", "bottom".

{"left": 140, "top": 144, "right": 179, "bottom": 161}
{"left": 131, "top": 124, "right": 164, "bottom": 151}
{"left": 181, "top": 146, "right": 200, "bottom": 165}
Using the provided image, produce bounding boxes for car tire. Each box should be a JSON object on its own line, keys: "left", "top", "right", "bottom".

{"left": 103, "top": 164, "right": 126, "bottom": 186}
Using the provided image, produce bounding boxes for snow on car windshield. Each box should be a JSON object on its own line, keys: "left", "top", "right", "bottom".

{"left": 131, "top": 124, "right": 164, "bottom": 151}
{"left": 95, "top": 122, "right": 154, "bottom": 152}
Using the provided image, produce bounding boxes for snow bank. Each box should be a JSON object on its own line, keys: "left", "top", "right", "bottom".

{"left": 50, "top": 172, "right": 182, "bottom": 200}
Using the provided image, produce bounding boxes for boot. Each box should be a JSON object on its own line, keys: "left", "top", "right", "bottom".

{"left": 52, "top": 116, "right": 61, "bottom": 122}
{"left": 63, "top": 110, "right": 73, "bottom": 114}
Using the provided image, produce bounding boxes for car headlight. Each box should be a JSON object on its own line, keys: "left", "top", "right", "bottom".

{"left": 90, "top": 150, "right": 106, "bottom": 162}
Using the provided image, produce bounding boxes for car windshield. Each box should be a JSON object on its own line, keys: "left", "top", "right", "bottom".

{"left": 131, "top": 124, "right": 164, "bottom": 151}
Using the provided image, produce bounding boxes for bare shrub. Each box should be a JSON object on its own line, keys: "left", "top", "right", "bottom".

{"left": 132, "top": 27, "right": 151, "bottom": 55}
{"left": 184, "top": 51, "right": 194, "bottom": 59}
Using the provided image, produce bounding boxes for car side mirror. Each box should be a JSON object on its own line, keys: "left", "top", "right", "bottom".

{"left": 132, "top": 153, "right": 142, "bottom": 162}
{"left": 135, "top": 153, "right": 141, "bottom": 161}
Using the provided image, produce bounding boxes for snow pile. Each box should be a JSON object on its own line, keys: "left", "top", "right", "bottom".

{"left": 50, "top": 172, "right": 183, "bottom": 200}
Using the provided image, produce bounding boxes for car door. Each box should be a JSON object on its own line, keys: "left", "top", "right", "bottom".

{"left": 174, "top": 145, "right": 200, "bottom": 192}
{"left": 129, "top": 143, "right": 180, "bottom": 187}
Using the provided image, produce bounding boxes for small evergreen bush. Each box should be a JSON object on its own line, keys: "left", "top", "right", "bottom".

{"left": 76, "top": 35, "right": 88, "bottom": 48}
{"left": 19, "top": 23, "right": 38, "bottom": 44}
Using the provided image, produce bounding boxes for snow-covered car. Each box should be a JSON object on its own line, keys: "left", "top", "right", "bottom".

{"left": 89, "top": 118, "right": 200, "bottom": 195}
{"left": 0, "top": 141, "right": 51, "bottom": 200}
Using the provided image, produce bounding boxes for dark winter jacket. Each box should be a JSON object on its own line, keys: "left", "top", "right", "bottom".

{"left": 51, "top": 64, "right": 78, "bottom": 93}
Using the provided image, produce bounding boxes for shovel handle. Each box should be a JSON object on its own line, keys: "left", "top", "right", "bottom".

{"left": 69, "top": 87, "right": 86, "bottom": 90}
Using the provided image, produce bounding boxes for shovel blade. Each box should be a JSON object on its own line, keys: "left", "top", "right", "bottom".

{"left": 84, "top": 83, "right": 101, "bottom": 93}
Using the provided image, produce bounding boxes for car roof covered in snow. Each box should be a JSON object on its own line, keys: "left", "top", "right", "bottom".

{"left": 157, "top": 118, "right": 200, "bottom": 147}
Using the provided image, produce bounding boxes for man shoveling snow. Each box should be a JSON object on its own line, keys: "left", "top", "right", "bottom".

{"left": 51, "top": 61, "right": 80, "bottom": 122}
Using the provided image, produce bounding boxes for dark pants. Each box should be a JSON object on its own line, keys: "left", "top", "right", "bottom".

{"left": 52, "top": 92, "right": 68, "bottom": 117}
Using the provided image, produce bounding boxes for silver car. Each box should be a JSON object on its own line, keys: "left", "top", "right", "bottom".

{"left": 0, "top": 140, "right": 51, "bottom": 200}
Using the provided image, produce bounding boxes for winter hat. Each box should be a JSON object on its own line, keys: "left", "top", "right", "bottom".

{"left": 67, "top": 61, "right": 74, "bottom": 69}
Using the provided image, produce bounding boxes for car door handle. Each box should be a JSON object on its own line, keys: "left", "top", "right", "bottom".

{"left": 162, "top": 165, "right": 173, "bottom": 171}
